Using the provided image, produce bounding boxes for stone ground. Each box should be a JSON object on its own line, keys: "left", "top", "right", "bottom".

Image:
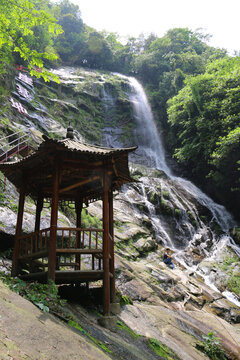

{"left": 1, "top": 253, "right": 240, "bottom": 360}
{"left": 0, "top": 281, "right": 111, "bottom": 360}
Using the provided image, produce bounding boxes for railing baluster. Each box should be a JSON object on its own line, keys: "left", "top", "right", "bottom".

{"left": 30, "top": 235, "right": 33, "bottom": 254}
{"left": 68, "top": 230, "right": 71, "bottom": 248}
{"left": 89, "top": 230, "right": 92, "bottom": 249}
{"left": 35, "top": 233, "right": 37, "bottom": 252}
{"left": 40, "top": 231, "right": 42, "bottom": 250}
{"left": 17, "top": 227, "right": 104, "bottom": 274}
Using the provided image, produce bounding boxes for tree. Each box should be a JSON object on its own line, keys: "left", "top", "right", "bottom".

{"left": 167, "top": 56, "right": 240, "bottom": 214}
{"left": 0, "top": 0, "right": 63, "bottom": 82}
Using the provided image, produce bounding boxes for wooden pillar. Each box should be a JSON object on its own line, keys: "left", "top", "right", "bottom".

{"left": 35, "top": 193, "right": 43, "bottom": 232}
{"left": 48, "top": 160, "right": 60, "bottom": 282}
{"left": 75, "top": 198, "right": 83, "bottom": 270}
{"left": 103, "top": 168, "right": 110, "bottom": 316}
{"left": 109, "top": 190, "right": 116, "bottom": 303}
{"left": 11, "top": 182, "right": 25, "bottom": 276}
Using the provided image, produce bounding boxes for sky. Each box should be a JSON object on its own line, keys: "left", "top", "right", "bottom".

{"left": 71, "top": 0, "right": 240, "bottom": 54}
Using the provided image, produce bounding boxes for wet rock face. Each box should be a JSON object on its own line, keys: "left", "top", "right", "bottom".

{"left": 209, "top": 298, "right": 240, "bottom": 323}
{"left": 231, "top": 227, "right": 240, "bottom": 245}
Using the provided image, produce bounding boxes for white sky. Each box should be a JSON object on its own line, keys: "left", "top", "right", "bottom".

{"left": 71, "top": 0, "right": 240, "bottom": 54}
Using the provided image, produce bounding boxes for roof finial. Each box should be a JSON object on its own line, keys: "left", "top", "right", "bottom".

{"left": 66, "top": 123, "right": 74, "bottom": 139}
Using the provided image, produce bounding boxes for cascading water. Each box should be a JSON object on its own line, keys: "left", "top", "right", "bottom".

{"left": 128, "top": 77, "right": 170, "bottom": 174}
{"left": 125, "top": 75, "right": 237, "bottom": 242}
{"left": 105, "top": 74, "right": 240, "bottom": 305}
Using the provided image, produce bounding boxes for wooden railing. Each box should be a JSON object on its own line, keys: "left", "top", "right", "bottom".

{"left": 19, "top": 227, "right": 50, "bottom": 258}
{"left": 18, "top": 227, "right": 104, "bottom": 272}
{"left": 56, "top": 227, "right": 104, "bottom": 271}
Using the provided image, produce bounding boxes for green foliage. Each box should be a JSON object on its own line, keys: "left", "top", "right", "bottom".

{"left": 218, "top": 256, "right": 240, "bottom": 296}
{"left": 0, "top": 177, "right": 6, "bottom": 204}
{"left": 227, "top": 275, "right": 240, "bottom": 296}
{"left": 167, "top": 56, "right": 240, "bottom": 214}
{"left": 174, "top": 208, "right": 181, "bottom": 218}
{"left": 0, "top": 275, "right": 66, "bottom": 313}
{"left": 120, "top": 294, "right": 133, "bottom": 306}
{"left": 210, "top": 127, "right": 240, "bottom": 192}
{"left": 148, "top": 338, "right": 179, "bottom": 359}
{"left": 81, "top": 209, "right": 102, "bottom": 228}
{"left": 0, "top": 0, "right": 63, "bottom": 81}
{"left": 196, "top": 332, "right": 226, "bottom": 360}
{"left": 187, "top": 211, "right": 197, "bottom": 227}
{"left": 160, "top": 197, "right": 172, "bottom": 215}
{"left": 220, "top": 255, "right": 239, "bottom": 271}
{"left": 162, "top": 190, "right": 170, "bottom": 199}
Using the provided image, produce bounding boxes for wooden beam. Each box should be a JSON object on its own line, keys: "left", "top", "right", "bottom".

{"left": 19, "top": 249, "right": 48, "bottom": 260}
{"left": 63, "top": 159, "right": 103, "bottom": 170}
{"left": 48, "top": 158, "right": 60, "bottom": 282}
{"left": 59, "top": 175, "right": 100, "bottom": 193}
{"left": 109, "top": 190, "right": 116, "bottom": 303}
{"left": 75, "top": 197, "right": 83, "bottom": 270}
{"left": 103, "top": 166, "right": 110, "bottom": 316}
{"left": 56, "top": 249, "right": 102, "bottom": 254}
{"left": 35, "top": 193, "right": 43, "bottom": 232}
{"left": 12, "top": 181, "right": 25, "bottom": 276}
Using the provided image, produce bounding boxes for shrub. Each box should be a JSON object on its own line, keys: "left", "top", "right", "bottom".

{"left": 196, "top": 331, "right": 226, "bottom": 360}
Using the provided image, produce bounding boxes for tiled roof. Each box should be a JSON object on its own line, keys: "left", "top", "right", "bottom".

{"left": 49, "top": 137, "right": 137, "bottom": 155}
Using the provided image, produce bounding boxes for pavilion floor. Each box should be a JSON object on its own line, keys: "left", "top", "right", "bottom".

{"left": 19, "top": 269, "right": 105, "bottom": 284}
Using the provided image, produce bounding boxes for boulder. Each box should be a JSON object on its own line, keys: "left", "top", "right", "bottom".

{"left": 208, "top": 298, "right": 240, "bottom": 323}
{"left": 117, "top": 278, "right": 154, "bottom": 302}
{"left": 134, "top": 237, "right": 156, "bottom": 253}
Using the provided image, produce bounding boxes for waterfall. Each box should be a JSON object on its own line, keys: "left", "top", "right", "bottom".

{"left": 127, "top": 76, "right": 236, "bottom": 229}
{"left": 116, "top": 74, "right": 240, "bottom": 305}
{"left": 109, "top": 74, "right": 239, "bottom": 255}
{"left": 128, "top": 77, "right": 171, "bottom": 175}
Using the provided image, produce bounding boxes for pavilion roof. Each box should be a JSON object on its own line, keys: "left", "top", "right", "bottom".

{"left": 0, "top": 136, "right": 137, "bottom": 204}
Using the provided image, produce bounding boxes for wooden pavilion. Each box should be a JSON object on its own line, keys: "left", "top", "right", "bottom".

{"left": 0, "top": 128, "right": 136, "bottom": 316}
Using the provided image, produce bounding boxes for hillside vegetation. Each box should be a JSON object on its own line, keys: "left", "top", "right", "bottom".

{"left": 0, "top": 0, "right": 239, "bottom": 218}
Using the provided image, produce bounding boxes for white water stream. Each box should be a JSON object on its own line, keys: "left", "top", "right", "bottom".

{"left": 110, "top": 74, "right": 240, "bottom": 306}
{"left": 126, "top": 76, "right": 237, "bottom": 237}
